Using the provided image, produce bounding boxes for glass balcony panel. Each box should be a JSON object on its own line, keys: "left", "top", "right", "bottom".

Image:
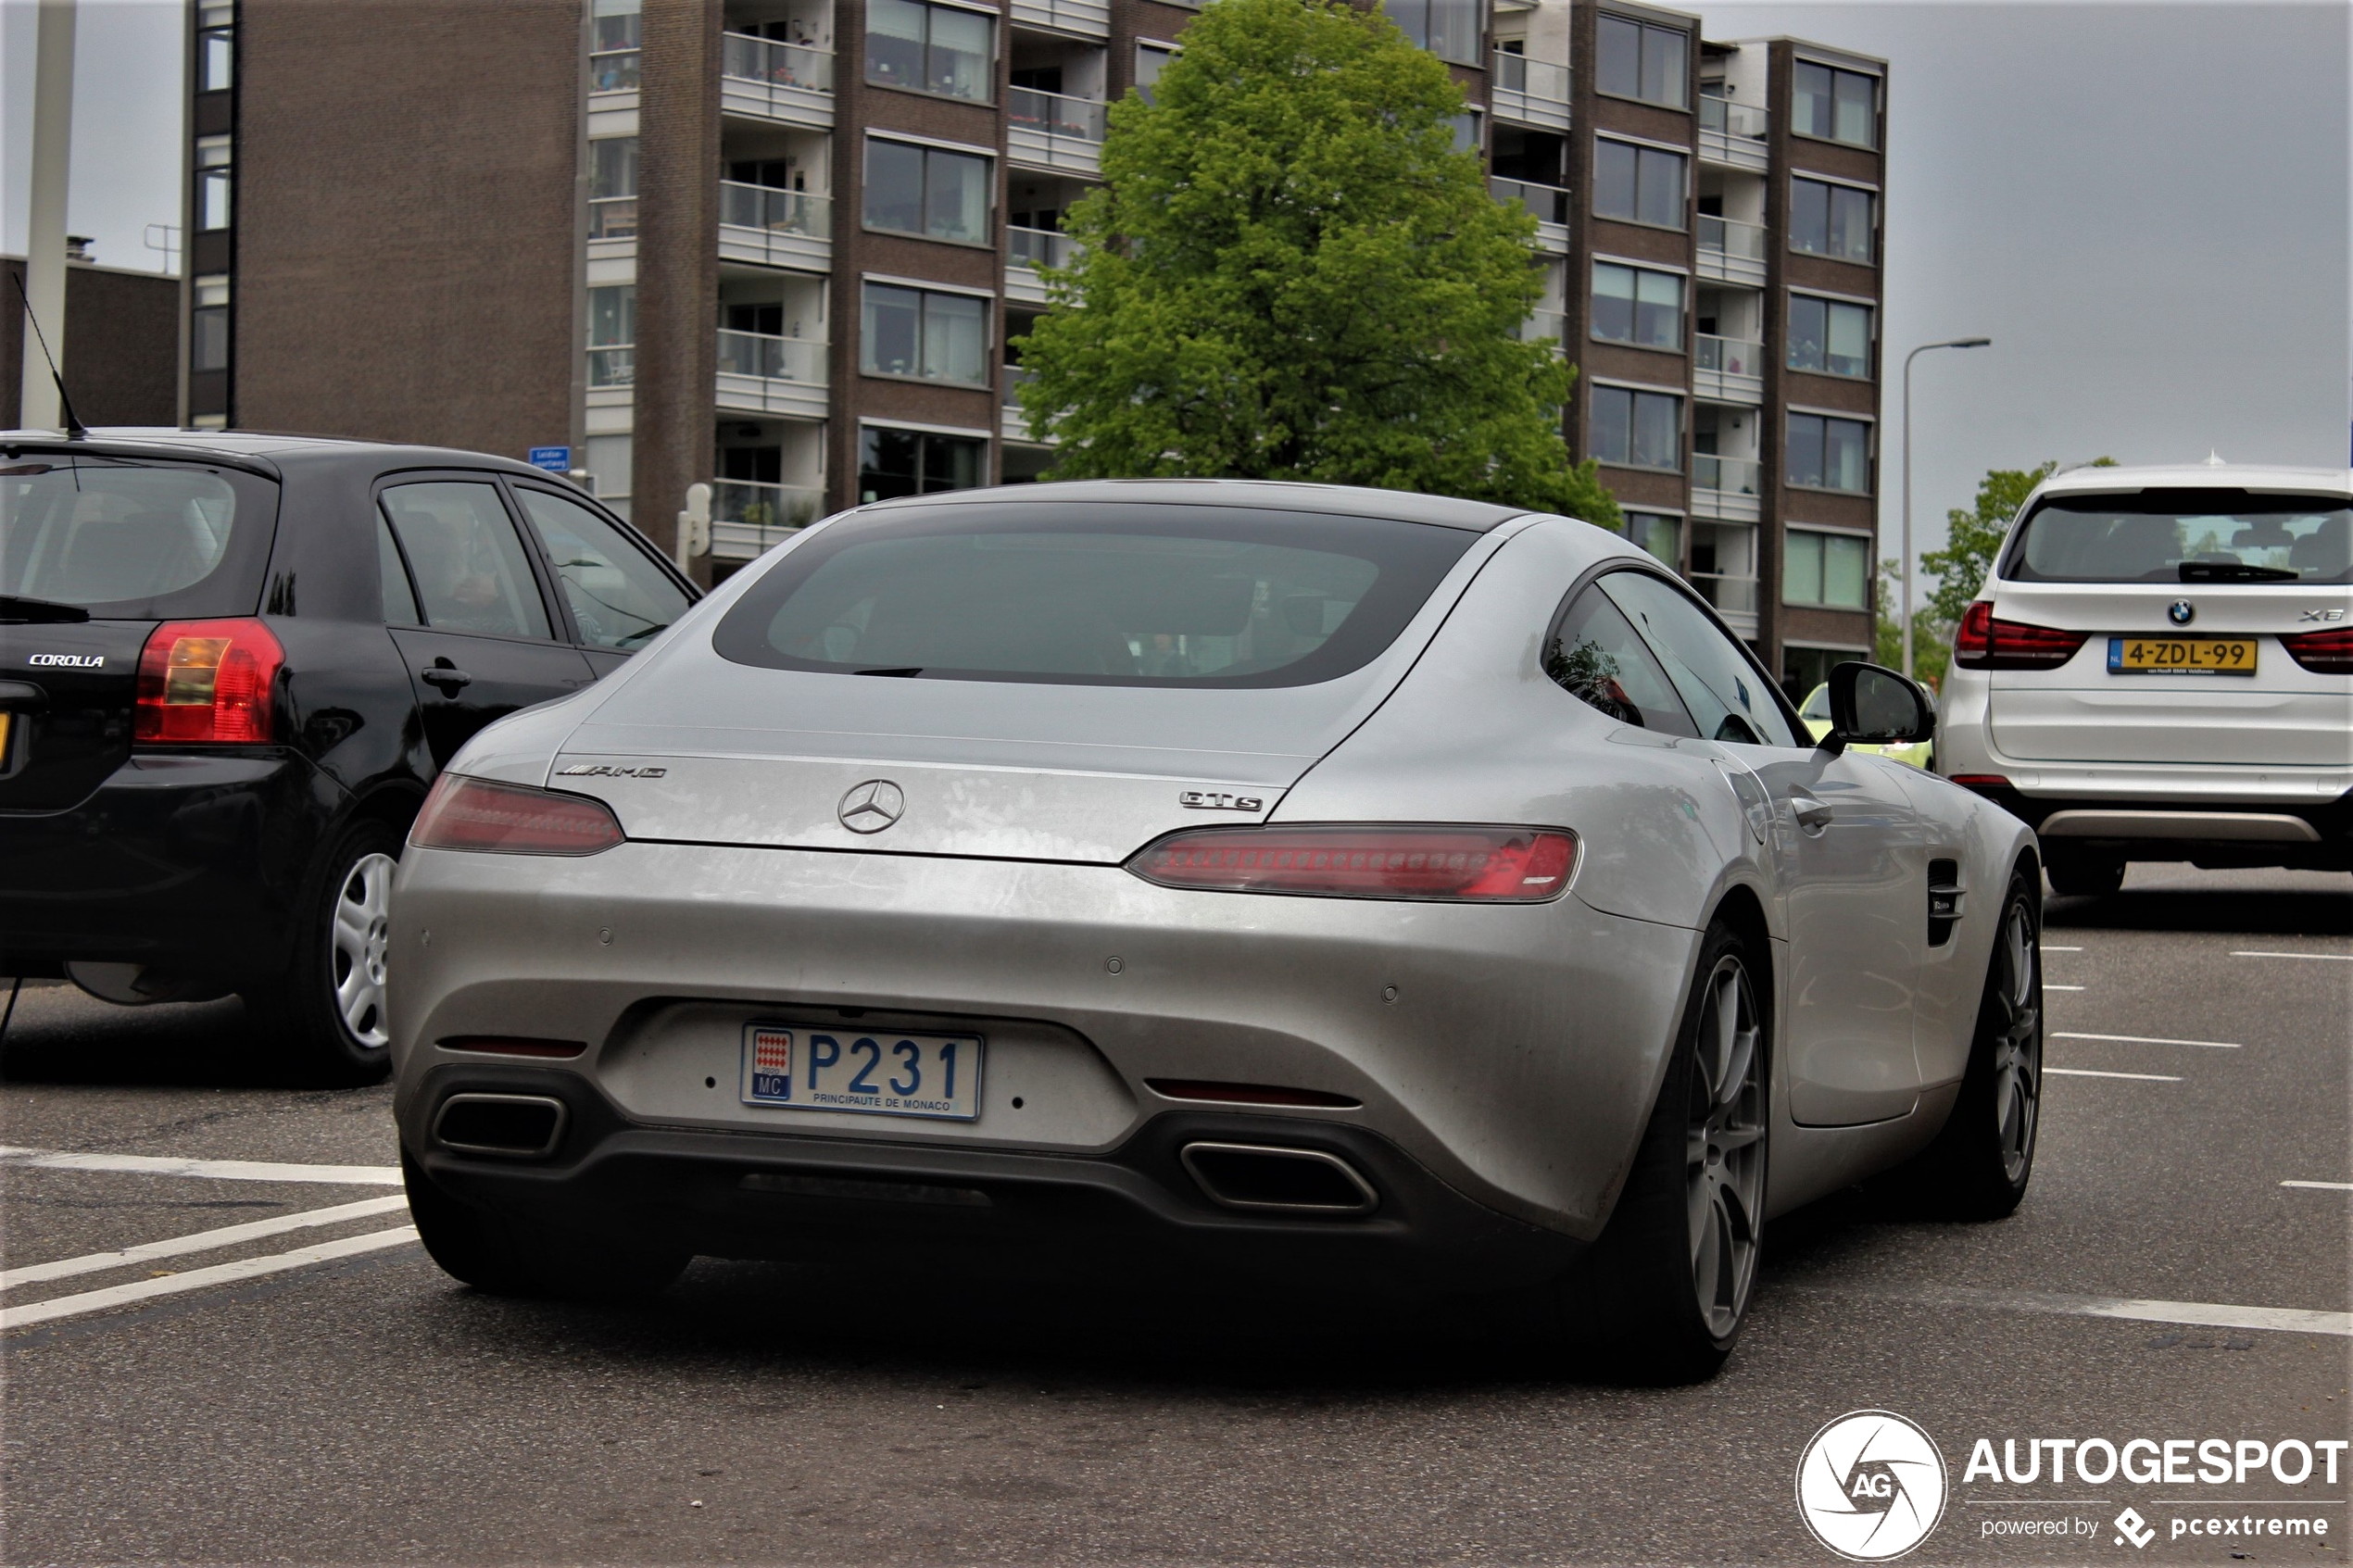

{"left": 722, "top": 31, "right": 835, "bottom": 93}
{"left": 1698, "top": 214, "right": 1768, "bottom": 260}
{"left": 1698, "top": 96, "right": 1768, "bottom": 139}
{"left": 1007, "top": 225, "right": 1076, "bottom": 269}
{"left": 588, "top": 195, "right": 637, "bottom": 240}
{"left": 1489, "top": 176, "right": 1572, "bottom": 225}
{"left": 587, "top": 345, "right": 635, "bottom": 387}
{"left": 1692, "top": 453, "right": 1762, "bottom": 495}
{"left": 590, "top": 48, "right": 641, "bottom": 92}
{"left": 1008, "top": 87, "right": 1106, "bottom": 142}
{"left": 1696, "top": 334, "right": 1764, "bottom": 377}
{"left": 1689, "top": 571, "right": 1759, "bottom": 613}
{"left": 1512, "top": 307, "right": 1567, "bottom": 346}
{"left": 1491, "top": 51, "right": 1571, "bottom": 104}
{"left": 713, "top": 479, "right": 824, "bottom": 535}
{"left": 718, "top": 182, "right": 832, "bottom": 237}
{"left": 1003, "top": 363, "right": 1036, "bottom": 408}
{"left": 716, "top": 329, "right": 827, "bottom": 383}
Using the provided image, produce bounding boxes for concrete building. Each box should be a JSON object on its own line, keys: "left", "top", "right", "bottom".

{"left": 1, "top": 256, "right": 178, "bottom": 430}
{"left": 185, "top": 0, "right": 1884, "bottom": 689}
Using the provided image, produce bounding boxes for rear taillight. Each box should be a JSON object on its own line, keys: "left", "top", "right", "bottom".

{"left": 1950, "top": 774, "right": 2012, "bottom": 792}
{"left": 1952, "top": 601, "right": 2088, "bottom": 670}
{"left": 1126, "top": 824, "right": 1576, "bottom": 902}
{"left": 410, "top": 773, "right": 625, "bottom": 856}
{"left": 133, "top": 618, "right": 284, "bottom": 744}
{"left": 2281, "top": 627, "right": 2353, "bottom": 674}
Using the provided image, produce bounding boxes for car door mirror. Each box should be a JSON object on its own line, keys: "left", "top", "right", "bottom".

{"left": 1821, "top": 661, "right": 1933, "bottom": 755}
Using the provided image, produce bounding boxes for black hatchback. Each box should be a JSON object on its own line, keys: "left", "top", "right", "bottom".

{"left": 0, "top": 430, "right": 698, "bottom": 1080}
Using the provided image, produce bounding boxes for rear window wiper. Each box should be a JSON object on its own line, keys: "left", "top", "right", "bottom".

{"left": 2179, "top": 560, "right": 2297, "bottom": 583}
{"left": 0, "top": 593, "right": 91, "bottom": 623}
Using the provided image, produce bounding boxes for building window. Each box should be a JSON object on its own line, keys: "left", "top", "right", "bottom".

{"left": 195, "top": 135, "right": 233, "bottom": 232}
{"left": 591, "top": 0, "right": 642, "bottom": 91}
{"left": 1595, "top": 15, "right": 1688, "bottom": 108}
{"left": 1784, "top": 528, "right": 1871, "bottom": 608}
{"left": 1793, "top": 60, "right": 1877, "bottom": 147}
{"left": 1592, "top": 262, "right": 1683, "bottom": 350}
{"left": 860, "top": 426, "right": 987, "bottom": 503}
{"left": 1788, "top": 412, "right": 1872, "bottom": 493}
{"left": 1380, "top": 0, "right": 1482, "bottom": 66}
{"left": 866, "top": 0, "right": 993, "bottom": 102}
{"left": 1787, "top": 295, "right": 1872, "bottom": 379}
{"left": 1626, "top": 511, "right": 1681, "bottom": 568}
{"left": 1790, "top": 177, "right": 1873, "bottom": 264}
{"left": 1135, "top": 41, "right": 1176, "bottom": 104}
{"left": 1590, "top": 384, "right": 1682, "bottom": 471}
{"left": 587, "top": 284, "right": 635, "bottom": 386}
{"left": 1594, "top": 139, "right": 1685, "bottom": 229}
{"left": 862, "top": 137, "right": 992, "bottom": 245}
{"left": 584, "top": 433, "right": 634, "bottom": 521}
{"left": 861, "top": 282, "right": 988, "bottom": 385}
{"left": 191, "top": 275, "right": 230, "bottom": 373}
{"left": 196, "top": 4, "right": 233, "bottom": 93}
{"left": 590, "top": 137, "right": 637, "bottom": 238}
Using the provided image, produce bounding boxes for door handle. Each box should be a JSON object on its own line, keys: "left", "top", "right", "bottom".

{"left": 421, "top": 665, "right": 473, "bottom": 696}
{"left": 1789, "top": 794, "right": 1833, "bottom": 833}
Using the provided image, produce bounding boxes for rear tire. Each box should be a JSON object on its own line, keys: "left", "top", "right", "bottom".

{"left": 245, "top": 820, "right": 402, "bottom": 1085}
{"left": 1906, "top": 870, "right": 2043, "bottom": 1219}
{"left": 2045, "top": 847, "right": 2124, "bottom": 898}
{"left": 1565, "top": 921, "right": 1768, "bottom": 1383}
{"left": 403, "top": 1150, "right": 689, "bottom": 1303}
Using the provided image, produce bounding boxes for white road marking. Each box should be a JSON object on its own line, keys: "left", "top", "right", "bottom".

{"left": 1807, "top": 1283, "right": 2353, "bottom": 1339}
{"left": 0, "top": 1146, "right": 402, "bottom": 1185}
{"left": 2045, "top": 984, "right": 2085, "bottom": 991}
{"left": 2052, "top": 1031, "right": 2240, "bottom": 1049}
{"left": 2042, "top": 946, "right": 2083, "bottom": 952}
{"left": 2045, "top": 1067, "right": 2183, "bottom": 1082}
{"left": 2232, "top": 950, "right": 2353, "bottom": 962}
{"left": 0, "top": 1196, "right": 412, "bottom": 1290}
{"left": 2282, "top": 1180, "right": 2353, "bottom": 1192}
{"left": 0, "top": 1226, "right": 420, "bottom": 1331}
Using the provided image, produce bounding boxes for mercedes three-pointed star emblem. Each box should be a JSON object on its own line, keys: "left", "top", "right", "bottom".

{"left": 837, "top": 779, "right": 905, "bottom": 834}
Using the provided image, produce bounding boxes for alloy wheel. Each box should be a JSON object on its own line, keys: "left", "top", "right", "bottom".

{"left": 1685, "top": 955, "right": 1766, "bottom": 1339}
{"left": 1989, "top": 897, "right": 2042, "bottom": 1185}
{"left": 330, "top": 852, "right": 396, "bottom": 1050}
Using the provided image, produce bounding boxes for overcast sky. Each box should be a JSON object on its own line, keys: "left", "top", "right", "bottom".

{"left": 0, "top": 0, "right": 2346, "bottom": 585}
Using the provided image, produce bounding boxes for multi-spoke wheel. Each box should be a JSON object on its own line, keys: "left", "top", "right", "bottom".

{"left": 245, "top": 820, "right": 406, "bottom": 1085}
{"left": 1907, "top": 867, "right": 2044, "bottom": 1217}
{"left": 331, "top": 852, "right": 396, "bottom": 1049}
{"left": 1685, "top": 956, "right": 1766, "bottom": 1341}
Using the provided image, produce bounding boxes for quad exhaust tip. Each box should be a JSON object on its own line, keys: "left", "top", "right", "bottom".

{"left": 432, "top": 1094, "right": 568, "bottom": 1160}
{"left": 1179, "top": 1142, "right": 1378, "bottom": 1216}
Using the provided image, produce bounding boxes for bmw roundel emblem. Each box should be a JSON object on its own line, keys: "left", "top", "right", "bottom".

{"left": 2167, "top": 600, "right": 2196, "bottom": 626}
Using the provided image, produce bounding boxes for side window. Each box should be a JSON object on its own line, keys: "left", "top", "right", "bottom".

{"left": 377, "top": 513, "right": 421, "bottom": 625}
{"left": 511, "top": 486, "right": 693, "bottom": 651}
{"left": 1596, "top": 570, "right": 1801, "bottom": 747}
{"left": 378, "top": 481, "right": 553, "bottom": 640}
{"left": 1544, "top": 584, "right": 1698, "bottom": 736}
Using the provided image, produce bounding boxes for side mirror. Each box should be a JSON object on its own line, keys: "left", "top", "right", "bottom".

{"left": 1821, "top": 661, "right": 1933, "bottom": 756}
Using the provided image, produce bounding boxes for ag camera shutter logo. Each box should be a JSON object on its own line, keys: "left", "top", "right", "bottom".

{"left": 1796, "top": 1410, "right": 1950, "bottom": 1561}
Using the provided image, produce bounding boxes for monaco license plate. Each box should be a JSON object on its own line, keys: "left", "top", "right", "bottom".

{"left": 2108, "top": 635, "right": 2257, "bottom": 676}
{"left": 740, "top": 1023, "right": 983, "bottom": 1121}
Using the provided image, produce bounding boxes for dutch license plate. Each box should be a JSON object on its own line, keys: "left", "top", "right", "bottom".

{"left": 2108, "top": 635, "right": 2257, "bottom": 676}
{"left": 741, "top": 1023, "right": 983, "bottom": 1121}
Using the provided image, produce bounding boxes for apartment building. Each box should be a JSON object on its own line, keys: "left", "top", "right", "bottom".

{"left": 184, "top": 0, "right": 1883, "bottom": 691}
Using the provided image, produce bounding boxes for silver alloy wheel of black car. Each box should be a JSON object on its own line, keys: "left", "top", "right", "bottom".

{"left": 331, "top": 851, "right": 396, "bottom": 1049}
{"left": 1686, "top": 954, "right": 1766, "bottom": 1339}
{"left": 1988, "top": 896, "right": 2042, "bottom": 1185}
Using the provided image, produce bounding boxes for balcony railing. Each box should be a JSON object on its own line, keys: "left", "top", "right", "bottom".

{"left": 1698, "top": 215, "right": 1768, "bottom": 261}
{"left": 711, "top": 478, "right": 825, "bottom": 561}
{"left": 1698, "top": 96, "right": 1768, "bottom": 141}
{"left": 590, "top": 47, "right": 640, "bottom": 93}
{"left": 722, "top": 31, "right": 834, "bottom": 93}
{"left": 1009, "top": 87, "right": 1106, "bottom": 143}
{"left": 1490, "top": 176, "right": 1572, "bottom": 226}
{"left": 716, "top": 329, "right": 827, "bottom": 383}
{"left": 588, "top": 195, "right": 636, "bottom": 240}
{"left": 1491, "top": 51, "right": 1571, "bottom": 106}
{"left": 1689, "top": 571, "right": 1759, "bottom": 615}
{"left": 1692, "top": 454, "right": 1763, "bottom": 495}
{"left": 1002, "top": 364, "right": 1036, "bottom": 408}
{"left": 587, "top": 345, "right": 634, "bottom": 387}
{"left": 1696, "top": 334, "right": 1764, "bottom": 377}
{"left": 1513, "top": 308, "right": 1567, "bottom": 347}
{"left": 719, "top": 182, "right": 831, "bottom": 238}
{"left": 1008, "top": 225, "right": 1076, "bottom": 270}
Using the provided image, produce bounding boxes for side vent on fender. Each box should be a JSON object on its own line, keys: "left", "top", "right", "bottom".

{"left": 1927, "top": 859, "right": 1963, "bottom": 947}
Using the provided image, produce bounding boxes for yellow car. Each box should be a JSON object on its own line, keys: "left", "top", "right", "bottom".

{"left": 1799, "top": 682, "right": 1936, "bottom": 770}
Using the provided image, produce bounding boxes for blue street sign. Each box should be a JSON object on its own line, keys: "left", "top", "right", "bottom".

{"left": 528, "top": 445, "right": 572, "bottom": 473}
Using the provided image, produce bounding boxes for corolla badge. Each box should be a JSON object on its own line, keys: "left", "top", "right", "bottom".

{"left": 838, "top": 779, "right": 905, "bottom": 834}
{"left": 2167, "top": 600, "right": 2196, "bottom": 626}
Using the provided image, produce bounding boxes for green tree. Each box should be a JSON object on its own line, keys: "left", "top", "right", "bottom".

{"left": 1014, "top": 0, "right": 1617, "bottom": 524}
{"left": 1877, "top": 557, "right": 1949, "bottom": 690}
{"left": 1919, "top": 458, "right": 2115, "bottom": 628}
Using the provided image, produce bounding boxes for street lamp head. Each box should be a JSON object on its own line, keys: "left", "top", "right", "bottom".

{"left": 1951, "top": 336, "right": 1992, "bottom": 348}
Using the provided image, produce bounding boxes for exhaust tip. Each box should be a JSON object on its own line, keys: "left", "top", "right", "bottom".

{"left": 432, "top": 1094, "right": 568, "bottom": 1160}
{"left": 1179, "top": 1142, "right": 1378, "bottom": 1215}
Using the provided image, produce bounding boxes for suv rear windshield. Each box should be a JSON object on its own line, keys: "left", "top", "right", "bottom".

{"left": 711, "top": 500, "right": 1479, "bottom": 687}
{"left": 2003, "top": 490, "right": 2353, "bottom": 585}
{"left": 1, "top": 456, "right": 281, "bottom": 618}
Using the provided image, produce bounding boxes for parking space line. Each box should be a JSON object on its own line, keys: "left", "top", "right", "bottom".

{"left": 2045, "top": 1068, "right": 2182, "bottom": 1082}
{"left": 0, "top": 1146, "right": 402, "bottom": 1185}
{"left": 1, "top": 1196, "right": 412, "bottom": 1290}
{"left": 2042, "top": 946, "right": 2083, "bottom": 952}
{"left": 0, "top": 1227, "right": 421, "bottom": 1332}
{"left": 2052, "top": 1031, "right": 2240, "bottom": 1049}
{"left": 2282, "top": 1180, "right": 2353, "bottom": 1192}
{"left": 1798, "top": 1284, "right": 2353, "bottom": 1338}
{"left": 2045, "top": 985, "right": 2085, "bottom": 991}
{"left": 2232, "top": 950, "right": 2353, "bottom": 961}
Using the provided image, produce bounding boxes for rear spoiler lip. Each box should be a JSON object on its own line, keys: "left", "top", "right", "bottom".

{"left": 0, "top": 436, "right": 283, "bottom": 483}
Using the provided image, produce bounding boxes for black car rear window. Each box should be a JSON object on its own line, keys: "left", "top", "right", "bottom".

{"left": 2003, "top": 490, "right": 2353, "bottom": 585}
{"left": 0, "top": 456, "right": 281, "bottom": 618}
{"left": 711, "top": 501, "right": 1479, "bottom": 687}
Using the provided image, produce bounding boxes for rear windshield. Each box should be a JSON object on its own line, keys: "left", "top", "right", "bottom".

{"left": 2003, "top": 490, "right": 2353, "bottom": 585}
{"left": 711, "top": 500, "right": 1480, "bottom": 687}
{"left": 0, "top": 456, "right": 280, "bottom": 618}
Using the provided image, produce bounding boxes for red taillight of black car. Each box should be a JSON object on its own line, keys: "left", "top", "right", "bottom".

{"left": 133, "top": 618, "right": 284, "bottom": 744}
{"left": 1126, "top": 824, "right": 1576, "bottom": 902}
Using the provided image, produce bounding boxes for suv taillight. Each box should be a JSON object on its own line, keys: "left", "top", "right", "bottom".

{"left": 1952, "top": 601, "right": 2088, "bottom": 671}
{"left": 1126, "top": 824, "right": 1576, "bottom": 902}
{"left": 2281, "top": 627, "right": 2353, "bottom": 674}
{"left": 134, "top": 618, "right": 284, "bottom": 744}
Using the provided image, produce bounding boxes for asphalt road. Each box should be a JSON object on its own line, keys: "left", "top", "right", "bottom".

{"left": 4, "top": 864, "right": 2347, "bottom": 1566}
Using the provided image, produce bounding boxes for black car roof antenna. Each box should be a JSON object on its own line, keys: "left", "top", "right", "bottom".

{"left": 10, "top": 269, "right": 89, "bottom": 441}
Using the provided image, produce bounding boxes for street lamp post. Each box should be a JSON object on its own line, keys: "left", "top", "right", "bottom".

{"left": 1900, "top": 336, "right": 1992, "bottom": 679}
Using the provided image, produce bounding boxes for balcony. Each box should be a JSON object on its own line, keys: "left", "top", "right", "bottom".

{"left": 1009, "top": 0, "right": 1109, "bottom": 37}
{"left": 1005, "top": 224, "right": 1076, "bottom": 306}
{"left": 1490, "top": 176, "right": 1572, "bottom": 254}
{"left": 1691, "top": 453, "right": 1763, "bottom": 523}
{"left": 715, "top": 329, "right": 828, "bottom": 420}
{"left": 1490, "top": 52, "right": 1571, "bottom": 132}
{"left": 1002, "top": 364, "right": 1040, "bottom": 443}
{"left": 1690, "top": 571, "right": 1759, "bottom": 634}
{"left": 1008, "top": 87, "right": 1105, "bottom": 175}
{"left": 1693, "top": 333, "right": 1764, "bottom": 405}
{"left": 718, "top": 182, "right": 830, "bottom": 272}
{"left": 1512, "top": 307, "right": 1567, "bottom": 353}
{"left": 589, "top": 47, "right": 639, "bottom": 95}
{"left": 1698, "top": 215, "right": 1768, "bottom": 288}
{"left": 587, "top": 345, "right": 634, "bottom": 389}
{"left": 588, "top": 195, "right": 636, "bottom": 243}
{"left": 720, "top": 32, "right": 834, "bottom": 129}
{"left": 1698, "top": 96, "right": 1769, "bottom": 171}
{"left": 711, "top": 478, "right": 825, "bottom": 561}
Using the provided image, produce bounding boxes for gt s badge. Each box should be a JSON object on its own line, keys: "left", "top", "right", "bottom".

{"left": 557, "top": 763, "right": 668, "bottom": 779}
{"left": 27, "top": 653, "right": 102, "bottom": 668}
{"left": 1179, "top": 790, "right": 1265, "bottom": 811}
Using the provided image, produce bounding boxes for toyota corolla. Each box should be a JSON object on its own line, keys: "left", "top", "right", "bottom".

{"left": 389, "top": 481, "right": 2042, "bottom": 1379}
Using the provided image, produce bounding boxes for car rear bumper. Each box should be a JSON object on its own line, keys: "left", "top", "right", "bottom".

{"left": 1948, "top": 778, "right": 2353, "bottom": 867}
{"left": 386, "top": 841, "right": 1701, "bottom": 1244}
{"left": 0, "top": 750, "right": 333, "bottom": 983}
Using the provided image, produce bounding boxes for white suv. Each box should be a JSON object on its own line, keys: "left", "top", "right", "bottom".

{"left": 1939, "top": 462, "right": 2352, "bottom": 897}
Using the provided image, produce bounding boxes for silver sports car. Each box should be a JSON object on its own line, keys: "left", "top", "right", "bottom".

{"left": 389, "top": 481, "right": 2042, "bottom": 1379}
